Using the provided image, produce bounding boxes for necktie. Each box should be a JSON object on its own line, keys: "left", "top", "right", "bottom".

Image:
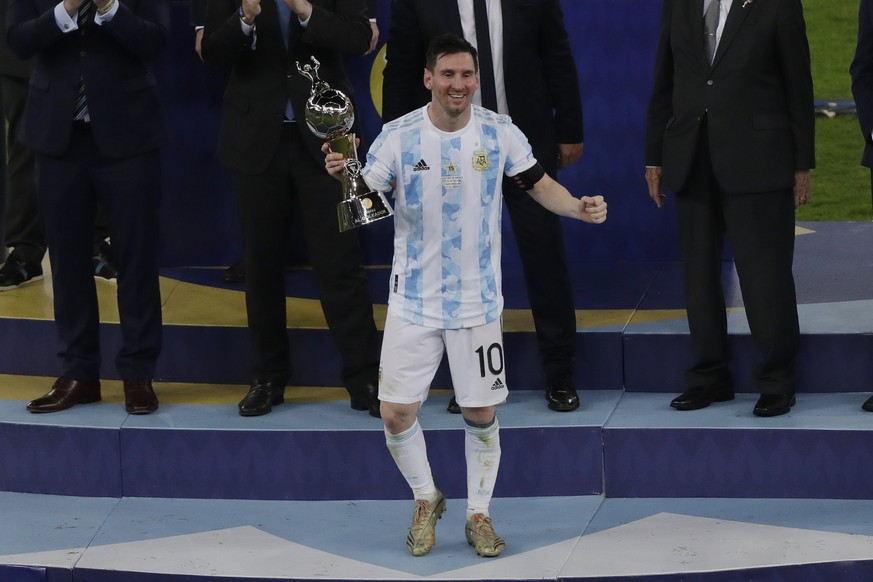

{"left": 472, "top": 0, "right": 498, "bottom": 112}
{"left": 703, "top": 0, "right": 720, "bottom": 64}
{"left": 74, "top": 1, "right": 95, "bottom": 122}
{"left": 276, "top": 0, "right": 292, "bottom": 48}
{"left": 277, "top": 0, "right": 296, "bottom": 121}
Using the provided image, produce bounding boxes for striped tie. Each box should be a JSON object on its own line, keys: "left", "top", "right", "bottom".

{"left": 78, "top": 0, "right": 95, "bottom": 26}
{"left": 74, "top": 1, "right": 94, "bottom": 122}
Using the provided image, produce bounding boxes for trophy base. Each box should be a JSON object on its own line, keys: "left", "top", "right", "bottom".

{"left": 338, "top": 191, "right": 394, "bottom": 231}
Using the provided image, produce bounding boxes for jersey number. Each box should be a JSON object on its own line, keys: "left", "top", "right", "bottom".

{"left": 475, "top": 343, "right": 504, "bottom": 377}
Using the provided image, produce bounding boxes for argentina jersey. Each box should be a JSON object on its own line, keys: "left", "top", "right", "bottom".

{"left": 364, "top": 104, "right": 537, "bottom": 329}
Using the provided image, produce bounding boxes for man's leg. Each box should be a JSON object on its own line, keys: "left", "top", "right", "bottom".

{"left": 449, "top": 321, "right": 507, "bottom": 557}
{"left": 289, "top": 130, "right": 379, "bottom": 413}
{"left": 460, "top": 406, "right": 505, "bottom": 557}
{"left": 502, "top": 179, "right": 578, "bottom": 411}
{"left": 0, "top": 75, "right": 44, "bottom": 289}
{"left": 380, "top": 314, "right": 445, "bottom": 556}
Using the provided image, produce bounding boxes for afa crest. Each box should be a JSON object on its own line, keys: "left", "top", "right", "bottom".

{"left": 472, "top": 150, "right": 489, "bottom": 171}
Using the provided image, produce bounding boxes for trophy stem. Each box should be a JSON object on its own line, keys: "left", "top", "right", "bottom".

{"left": 329, "top": 133, "right": 358, "bottom": 162}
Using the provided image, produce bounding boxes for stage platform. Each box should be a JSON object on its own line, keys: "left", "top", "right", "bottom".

{"left": 1, "top": 221, "right": 873, "bottom": 580}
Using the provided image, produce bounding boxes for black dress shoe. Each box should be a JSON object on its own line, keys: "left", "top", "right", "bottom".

{"left": 545, "top": 379, "right": 580, "bottom": 412}
{"left": 863, "top": 395, "right": 873, "bottom": 412}
{"left": 753, "top": 393, "right": 795, "bottom": 417}
{"left": 239, "top": 381, "right": 285, "bottom": 416}
{"left": 670, "top": 384, "right": 734, "bottom": 411}
{"left": 27, "top": 377, "right": 101, "bottom": 413}
{"left": 123, "top": 379, "right": 159, "bottom": 414}
{"left": 350, "top": 383, "right": 381, "bottom": 418}
{"left": 447, "top": 396, "right": 461, "bottom": 414}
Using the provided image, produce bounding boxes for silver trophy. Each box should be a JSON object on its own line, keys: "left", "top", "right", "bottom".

{"left": 296, "top": 56, "right": 393, "bottom": 231}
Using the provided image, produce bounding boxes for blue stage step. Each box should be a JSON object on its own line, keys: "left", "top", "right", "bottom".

{"left": 3, "top": 492, "right": 873, "bottom": 581}
{"left": 3, "top": 389, "right": 873, "bottom": 501}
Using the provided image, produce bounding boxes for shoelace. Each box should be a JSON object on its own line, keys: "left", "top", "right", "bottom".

{"left": 410, "top": 500, "right": 430, "bottom": 527}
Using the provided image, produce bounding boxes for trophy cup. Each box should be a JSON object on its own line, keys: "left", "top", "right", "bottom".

{"left": 296, "top": 56, "right": 393, "bottom": 231}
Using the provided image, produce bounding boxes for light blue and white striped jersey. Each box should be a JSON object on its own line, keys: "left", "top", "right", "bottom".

{"left": 364, "top": 104, "right": 537, "bottom": 329}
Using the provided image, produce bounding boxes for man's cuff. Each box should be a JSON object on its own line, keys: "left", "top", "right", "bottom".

{"left": 94, "top": 0, "right": 119, "bottom": 25}
{"left": 55, "top": 2, "right": 78, "bottom": 32}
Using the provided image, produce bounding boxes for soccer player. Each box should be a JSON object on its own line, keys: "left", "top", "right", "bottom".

{"left": 324, "top": 34, "right": 607, "bottom": 557}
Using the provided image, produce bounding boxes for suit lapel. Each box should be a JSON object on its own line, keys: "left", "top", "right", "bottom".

{"left": 501, "top": 0, "right": 513, "bottom": 46}
{"left": 447, "top": 0, "right": 464, "bottom": 37}
{"left": 711, "top": 0, "right": 752, "bottom": 69}
{"left": 499, "top": 0, "right": 513, "bottom": 79}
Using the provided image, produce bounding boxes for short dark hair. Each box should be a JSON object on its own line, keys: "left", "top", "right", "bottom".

{"left": 425, "top": 34, "right": 478, "bottom": 73}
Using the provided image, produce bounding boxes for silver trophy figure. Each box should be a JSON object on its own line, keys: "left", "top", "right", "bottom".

{"left": 296, "top": 56, "right": 393, "bottom": 231}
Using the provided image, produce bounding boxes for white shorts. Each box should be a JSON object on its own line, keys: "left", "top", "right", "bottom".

{"left": 379, "top": 311, "right": 509, "bottom": 408}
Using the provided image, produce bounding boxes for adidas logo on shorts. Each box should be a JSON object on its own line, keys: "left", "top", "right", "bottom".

{"left": 412, "top": 159, "right": 430, "bottom": 172}
{"left": 490, "top": 378, "right": 505, "bottom": 391}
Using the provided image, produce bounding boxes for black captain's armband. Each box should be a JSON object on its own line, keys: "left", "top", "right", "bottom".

{"left": 511, "top": 163, "right": 546, "bottom": 191}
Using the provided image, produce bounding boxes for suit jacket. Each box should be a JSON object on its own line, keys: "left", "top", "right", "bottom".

{"left": 382, "top": 0, "right": 582, "bottom": 169}
{"left": 202, "top": 0, "right": 371, "bottom": 173}
{"left": 6, "top": 0, "right": 170, "bottom": 159}
{"left": 0, "top": 0, "right": 32, "bottom": 78}
{"left": 851, "top": 0, "right": 873, "bottom": 169}
{"left": 645, "top": 0, "right": 815, "bottom": 194}
{"left": 192, "top": 0, "right": 377, "bottom": 26}
{"left": 190, "top": 0, "right": 208, "bottom": 26}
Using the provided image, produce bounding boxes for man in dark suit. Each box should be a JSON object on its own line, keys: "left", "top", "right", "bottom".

{"left": 7, "top": 0, "right": 169, "bottom": 414}
{"left": 191, "top": 0, "right": 377, "bottom": 284}
{"left": 382, "top": 0, "right": 585, "bottom": 413}
{"left": 645, "top": 0, "right": 814, "bottom": 417}
{"left": 0, "top": 0, "right": 116, "bottom": 292}
{"left": 851, "top": 0, "right": 873, "bottom": 413}
{"left": 201, "top": 0, "right": 381, "bottom": 418}
{"left": 194, "top": 0, "right": 378, "bottom": 57}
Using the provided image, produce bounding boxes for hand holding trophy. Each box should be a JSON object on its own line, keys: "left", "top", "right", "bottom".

{"left": 296, "top": 56, "right": 393, "bottom": 231}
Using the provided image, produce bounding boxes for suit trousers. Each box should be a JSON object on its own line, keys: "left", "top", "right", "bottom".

{"left": 502, "top": 174, "right": 576, "bottom": 383}
{"left": 676, "top": 126, "right": 799, "bottom": 395}
{"left": 231, "top": 124, "right": 379, "bottom": 393}
{"left": 37, "top": 124, "right": 163, "bottom": 381}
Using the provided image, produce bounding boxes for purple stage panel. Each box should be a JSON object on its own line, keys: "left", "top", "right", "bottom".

{"left": 0, "top": 319, "right": 64, "bottom": 379}
{"left": 46, "top": 561, "right": 873, "bottom": 582}
{"left": 0, "top": 565, "right": 53, "bottom": 582}
{"left": 118, "top": 425, "right": 602, "bottom": 501}
{"left": 603, "top": 427, "right": 873, "bottom": 499}
{"left": 560, "top": 562, "right": 873, "bottom": 582}
{"left": 0, "top": 423, "right": 122, "bottom": 497}
{"left": 623, "top": 333, "right": 873, "bottom": 394}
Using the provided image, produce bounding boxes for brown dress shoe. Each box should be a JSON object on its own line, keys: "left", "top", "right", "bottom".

{"left": 27, "top": 377, "right": 101, "bottom": 413}
{"left": 123, "top": 380, "right": 159, "bottom": 414}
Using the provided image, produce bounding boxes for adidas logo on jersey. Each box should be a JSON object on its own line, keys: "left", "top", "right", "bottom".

{"left": 412, "top": 159, "right": 430, "bottom": 172}
{"left": 491, "top": 378, "right": 505, "bottom": 391}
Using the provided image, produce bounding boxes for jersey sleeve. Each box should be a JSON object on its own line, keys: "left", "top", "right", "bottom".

{"left": 502, "top": 120, "right": 538, "bottom": 178}
{"left": 362, "top": 129, "right": 397, "bottom": 194}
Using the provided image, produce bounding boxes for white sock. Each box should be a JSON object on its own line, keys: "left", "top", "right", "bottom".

{"left": 385, "top": 419, "right": 438, "bottom": 502}
{"left": 464, "top": 417, "right": 501, "bottom": 520}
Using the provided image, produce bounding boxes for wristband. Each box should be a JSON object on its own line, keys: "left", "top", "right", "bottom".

{"left": 97, "top": 0, "right": 115, "bottom": 15}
